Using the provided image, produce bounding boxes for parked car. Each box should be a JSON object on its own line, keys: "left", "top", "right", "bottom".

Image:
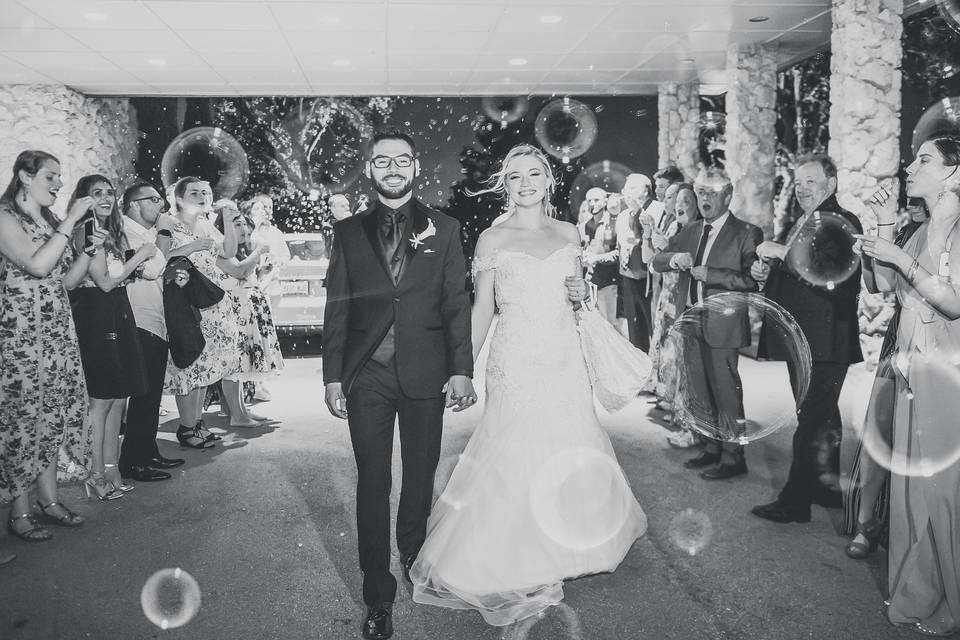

{"left": 273, "top": 233, "right": 329, "bottom": 337}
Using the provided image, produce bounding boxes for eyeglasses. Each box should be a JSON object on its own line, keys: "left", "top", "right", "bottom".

{"left": 131, "top": 195, "right": 164, "bottom": 204}
{"left": 370, "top": 154, "right": 414, "bottom": 169}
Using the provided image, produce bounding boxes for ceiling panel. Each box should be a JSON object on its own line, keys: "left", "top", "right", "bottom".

{"left": 0, "top": 0, "right": 52, "bottom": 29}
{"left": 0, "top": 27, "right": 88, "bottom": 52}
{"left": 23, "top": 1, "right": 163, "bottom": 30}
{"left": 144, "top": 1, "right": 277, "bottom": 30}
{"left": 272, "top": 2, "right": 387, "bottom": 30}
{"left": 64, "top": 28, "right": 184, "bottom": 52}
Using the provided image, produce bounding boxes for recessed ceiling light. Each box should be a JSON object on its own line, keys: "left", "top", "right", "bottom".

{"left": 748, "top": 15, "right": 770, "bottom": 22}
{"left": 508, "top": 57, "right": 528, "bottom": 66}
{"left": 83, "top": 11, "right": 109, "bottom": 22}
{"left": 317, "top": 15, "right": 341, "bottom": 26}
{"left": 539, "top": 15, "right": 562, "bottom": 24}
{"left": 680, "top": 58, "right": 695, "bottom": 64}
{"left": 333, "top": 58, "right": 350, "bottom": 67}
{"left": 147, "top": 58, "right": 166, "bottom": 66}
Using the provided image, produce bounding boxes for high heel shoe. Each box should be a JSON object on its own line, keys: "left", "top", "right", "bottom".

{"left": 846, "top": 517, "right": 883, "bottom": 559}
{"left": 6, "top": 512, "right": 52, "bottom": 542}
{"left": 195, "top": 419, "right": 222, "bottom": 442}
{"left": 103, "top": 464, "right": 134, "bottom": 493}
{"left": 83, "top": 472, "right": 124, "bottom": 501}
{"left": 177, "top": 423, "right": 215, "bottom": 449}
{"left": 33, "top": 501, "right": 85, "bottom": 527}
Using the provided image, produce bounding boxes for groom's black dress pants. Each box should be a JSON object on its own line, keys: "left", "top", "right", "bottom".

{"left": 346, "top": 358, "right": 445, "bottom": 607}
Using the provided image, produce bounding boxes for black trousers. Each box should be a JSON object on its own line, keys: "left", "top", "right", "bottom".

{"left": 778, "top": 361, "right": 849, "bottom": 507}
{"left": 346, "top": 359, "right": 444, "bottom": 607}
{"left": 684, "top": 334, "right": 746, "bottom": 465}
{"left": 622, "top": 275, "right": 652, "bottom": 352}
{"left": 119, "top": 329, "right": 168, "bottom": 468}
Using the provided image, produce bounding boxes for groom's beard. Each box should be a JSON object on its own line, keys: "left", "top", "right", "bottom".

{"left": 372, "top": 174, "right": 414, "bottom": 199}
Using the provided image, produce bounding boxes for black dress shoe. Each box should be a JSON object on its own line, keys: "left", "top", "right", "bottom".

{"left": 684, "top": 452, "right": 720, "bottom": 469}
{"left": 149, "top": 455, "right": 185, "bottom": 469}
{"left": 700, "top": 461, "right": 747, "bottom": 480}
{"left": 751, "top": 500, "right": 811, "bottom": 523}
{"left": 400, "top": 553, "right": 417, "bottom": 583}
{"left": 120, "top": 466, "right": 172, "bottom": 482}
{"left": 362, "top": 603, "right": 393, "bottom": 640}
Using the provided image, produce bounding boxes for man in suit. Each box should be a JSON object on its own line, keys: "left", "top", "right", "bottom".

{"left": 616, "top": 173, "right": 663, "bottom": 351}
{"left": 652, "top": 167, "right": 762, "bottom": 480}
{"left": 750, "top": 154, "right": 863, "bottom": 524}
{"left": 322, "top": 131, "right": 476, "bottom": 640}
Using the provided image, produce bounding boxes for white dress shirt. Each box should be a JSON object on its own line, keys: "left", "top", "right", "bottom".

{"left": 677, "top": 211, "right": 731, "bottom": 307}
{"left": 122, "top": 217, "right": 168, "bottom": 340}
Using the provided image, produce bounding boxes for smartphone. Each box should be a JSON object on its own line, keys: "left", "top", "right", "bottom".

{"left": 82, "top": 213, "right": 98, "bottom": 251}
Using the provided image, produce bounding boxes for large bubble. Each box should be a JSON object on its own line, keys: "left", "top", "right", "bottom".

{"left": 161, "top": 126, "right": 249, "bottom": 199}
{"left": 568, "top": 160, "right": 633, "bottom": 217}
{"left": 481, "top": 96, "right": 530, "bottom": 130}
{"left": 911, "top": 97, "right": 960, "bottom": 154}
{"left": 141, "top": 568, "right": 201, "bottom": 630}
{"left": 668, "top": 293, "right": 811, "bottom": 444}
{"left": 667, "top": 509, "right": 713, "bottom": 556}
{"left": 784, "top": 210, "right": 860, "bottom": 290}
{"left": 534, "top": 97, "right": 598, "bottom": 164}
{"left": 857, "top": 350, "right": 960, "bottom": 477}
{"left": 529, "top": 447, "right": 635, "bottom": 550}
{"left": 938, "top": 0, "right": 960, "bottom": 36}
{"left": 501, "top": 603, "right": 584, "bottom": 640}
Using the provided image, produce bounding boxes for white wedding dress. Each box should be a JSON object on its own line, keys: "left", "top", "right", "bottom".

{"left": 410, "top": 242, "right": 648, "bottom": 626}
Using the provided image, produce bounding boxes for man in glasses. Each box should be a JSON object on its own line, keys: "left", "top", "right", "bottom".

{"left": 117, "top": 180, "right": 186, "bottom": 482}
{"left": 323, "top": 130, "right": 475, "bottom": 640}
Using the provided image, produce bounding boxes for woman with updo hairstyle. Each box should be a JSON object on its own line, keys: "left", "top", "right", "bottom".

{"left": 856, "top": 134, "right": 960, "bottom": 636}
{"left": 0, "top": 151, "right": 104, "bottom": 542}
{"left": 66, "top": 174, "right": 156, "bottom": 500}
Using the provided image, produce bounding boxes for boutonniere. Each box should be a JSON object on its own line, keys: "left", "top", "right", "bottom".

{"left": 409, "top": 218, "right": 437, "bottom": 250}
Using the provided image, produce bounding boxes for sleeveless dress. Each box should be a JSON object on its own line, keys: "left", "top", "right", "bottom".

{"left": 222, "top": 269, "right": 284, "bottom": 382}
{"left": 410, "top": 242, "right": 647, "bottom": 626}
{"left": 0, "top": 208, "right": 91, "bottom": 498}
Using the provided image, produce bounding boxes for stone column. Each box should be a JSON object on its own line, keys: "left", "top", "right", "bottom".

{"left": 0, "top": 84, "right": 139, "bottom": 213}
{"left": 657, "top": 81, "right": 699, "bottom": 181}
{"left": 828, "top": 0, "right": 903, "bottom": 226}
{"left": 724, "top": 43, "right": 779, "bottom": 238}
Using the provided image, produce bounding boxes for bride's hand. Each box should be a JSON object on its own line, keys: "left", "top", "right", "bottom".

{"left": 565, "top": 275, "right": 586, "bottom": 303}
{"left": 445, "top": 375, "right": 477, "bottom": 412}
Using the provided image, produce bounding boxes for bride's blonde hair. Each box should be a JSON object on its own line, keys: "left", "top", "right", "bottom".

{"left": 469, "top": 144, "right": 558, "bottom": 221}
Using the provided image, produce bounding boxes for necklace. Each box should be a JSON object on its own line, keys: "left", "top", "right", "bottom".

{"left": 927, "top": 215, "right": 960, "bottom": 280}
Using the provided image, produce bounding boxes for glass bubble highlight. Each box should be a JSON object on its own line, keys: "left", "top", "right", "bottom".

{"left": 667, "top": 509, "right": 713, "bottom": 556}
{"left": 568, "top": 160, "right": 632, "bottom": 217}
{"left": 140, "top": 568, "right": 201, "bottom": 630}
{"left": 161, "top": 126, "right": 249, "bottom": 199}
{"left": 534, "top": 97, "right": 599, "bottom": 162}
{"left": 857, "top": 352, "right": 960, "bottom": 477}
{"left": 785, "top": 210, "right": 860, "bottom": 290}
{"left": 938, "top": 0, "right": 960, "bottom": 36}
{"left": 668, "top": 293, "right": 812, "bottom": 444}
{"left": 481, "top": 96, "right": 530, "bottom": 129}
{"left": 911, "top": 97, "right": 960, "bottom": 154}
{"left": 502, "top": 603, "right": 584, "bottom": 640}
{"left": 529, "top": 447, "right": 635, "bottom": 550}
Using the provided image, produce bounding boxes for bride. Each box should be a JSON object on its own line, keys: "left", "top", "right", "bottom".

{"left": 410, "top": 144, "right": 648, "bottom": 626}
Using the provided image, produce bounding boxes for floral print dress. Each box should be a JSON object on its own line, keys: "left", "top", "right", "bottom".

{"left": 223, "top": 268, "right": 284, "bottom": 382}
{"left": 0, "top": 206, "right": 91, "bottom": 500}
{"left": 164, "top": 217, "right": 241, "bottom": 395}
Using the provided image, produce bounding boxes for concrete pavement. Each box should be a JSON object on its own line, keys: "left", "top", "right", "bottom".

{"left": 0, "top": 355, "right": 918, "bottom": 640}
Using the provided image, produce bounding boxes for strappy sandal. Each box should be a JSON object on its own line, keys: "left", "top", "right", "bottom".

{"left": 846, "top": 517, "right": 883, "bottom": 559}
{"left": 194, "top": 420, "right": 222, "bottom": 442}
{"left": 7, "top": 512, "right": 53, "bottom": 542}
{"left": 177, "top": 424, "right": 215, "bottom": 449}
{"left": 33, "top": 501, "right": 85, "bottom": 527}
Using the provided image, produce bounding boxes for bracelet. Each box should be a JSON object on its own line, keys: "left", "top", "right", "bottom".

{"left": 877, "top": 222, "right": 895, "bottom": 227}
{"left": 906, "top": 258, "right": 920, "bottom": 283}
{"left": 54, "top": 230, "right": 70, "bottom": 240}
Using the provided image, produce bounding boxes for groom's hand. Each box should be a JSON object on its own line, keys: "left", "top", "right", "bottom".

{"left": 445, "top": 375, "right": 477, "bottom": 412}
{"left": 324, "top": 382, "right": 348, "bottom": 419}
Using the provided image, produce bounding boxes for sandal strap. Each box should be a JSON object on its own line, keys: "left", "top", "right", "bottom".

{"left": 9, "top": 512, "right": 35, "bottom": 524}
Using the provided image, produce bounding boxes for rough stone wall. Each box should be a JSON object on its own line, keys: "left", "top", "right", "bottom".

{"left": 725, "top": 43, "right": 779, "bottom": 238}
{"left": 0, "top": 84, "right": 138, "bottom": 214}
{"left": 657, "top": 81, "right": 699, "bottom": 182}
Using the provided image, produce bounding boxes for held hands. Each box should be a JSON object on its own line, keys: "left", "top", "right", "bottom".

{"left": 565, "top": 275, "right": 587, "bottom": 304}
{"left": 445, "top": 375, "right": 477, "bottom": 412}
{"left": 866, "top": 178, "right": 898, "bottom": 225}
{"left": 756, "top": 240, "right": 787, "bottom": 262}
{"left": 325, "top": 382, "right": 348, "bottom": 419}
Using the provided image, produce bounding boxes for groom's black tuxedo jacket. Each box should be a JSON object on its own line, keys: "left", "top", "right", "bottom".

{"left": 322, "top": 198, "right": 473, "bottom": 398}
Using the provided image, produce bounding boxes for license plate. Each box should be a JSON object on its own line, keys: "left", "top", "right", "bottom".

{"left": 281, "top": 280, "right": 309, "bottom": 296}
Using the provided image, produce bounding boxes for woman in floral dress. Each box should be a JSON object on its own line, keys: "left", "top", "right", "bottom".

{"left": 163, "top": 177, "right": 240, "bottom": 448}
{"left": 0, "top": 150, "right": 101, "bottom": 541}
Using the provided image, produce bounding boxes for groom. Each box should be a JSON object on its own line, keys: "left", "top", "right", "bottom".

{"left": 322, "top": 130, "right": 476, "bottom": 640}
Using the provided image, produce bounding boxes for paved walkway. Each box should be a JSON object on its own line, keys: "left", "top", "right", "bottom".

{"left": 1, "top": 357, "right": 917, "bottom": 640}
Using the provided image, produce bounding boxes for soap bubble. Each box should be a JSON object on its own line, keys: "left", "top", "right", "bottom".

{"left": 502, "top": 603, "right": 584, "bottom": 640}
{"left": 530, "top": 447, "right": 637, "bottom": 550}
{"left": 161, "top": 126, "right": 249, "bottom": 199}
{"left": 938, "top": 0, "right": 960, "bottom": 36}
{"left": 911, "top": 97, "right": 960, "bottom": 154}
{"left": 481, "top": 96, "right": 530, "bottom": 129}
{"left": 534, "top": 97, "right": 598, "bottom": 163}
{"left": 667, "top": 509, "right": 713, "bottom": 556}
{"left": 140, "top": 568, "right": 201, "bottom": 630}
{"left": 568, "top": 160, "right": 633, "bottom": 216}
{"left": 668, "top": 292, "right": 811, "bottom": 444}
{"left": 785, "top": 210, "right": 860, "bottom": 290}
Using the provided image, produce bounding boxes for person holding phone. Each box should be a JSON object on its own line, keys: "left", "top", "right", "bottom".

{"left": 66, "top": 175, "right": 156, "bottom": 500}
{"left": 0, "top": 151, "right": 105, "bottom": 542}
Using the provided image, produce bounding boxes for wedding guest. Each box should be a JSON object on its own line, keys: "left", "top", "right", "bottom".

{"left": 117, "top": 179, "right": 187, "bottom": 482}
{"left": 0, "top": 150, "right": 100, "bottom": 541}
{"left": 164, "top": 177, "right": 240, "bottom": 448}
{"left": 329, "top": 193, "right": 353, "bottom": 221}
{"left": 652, "top": 167, "right": 762, "bottom": 481}
{"left": 66, "top": 175, "right": 155, "bottom": 498}
{"left": 649, "top": 166, "right": 687, "bottom": 322}
{"left": 580, "top": 187, "right": 620, "bottom": 325}
{"left": 616, "top": 174, "right": 662, "bottom": 351}
{"left": 856, "top": 134, "right": 960, "bottom": 636}
{"left": 750, "top": 154, "right": 864, "bottom": 524}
